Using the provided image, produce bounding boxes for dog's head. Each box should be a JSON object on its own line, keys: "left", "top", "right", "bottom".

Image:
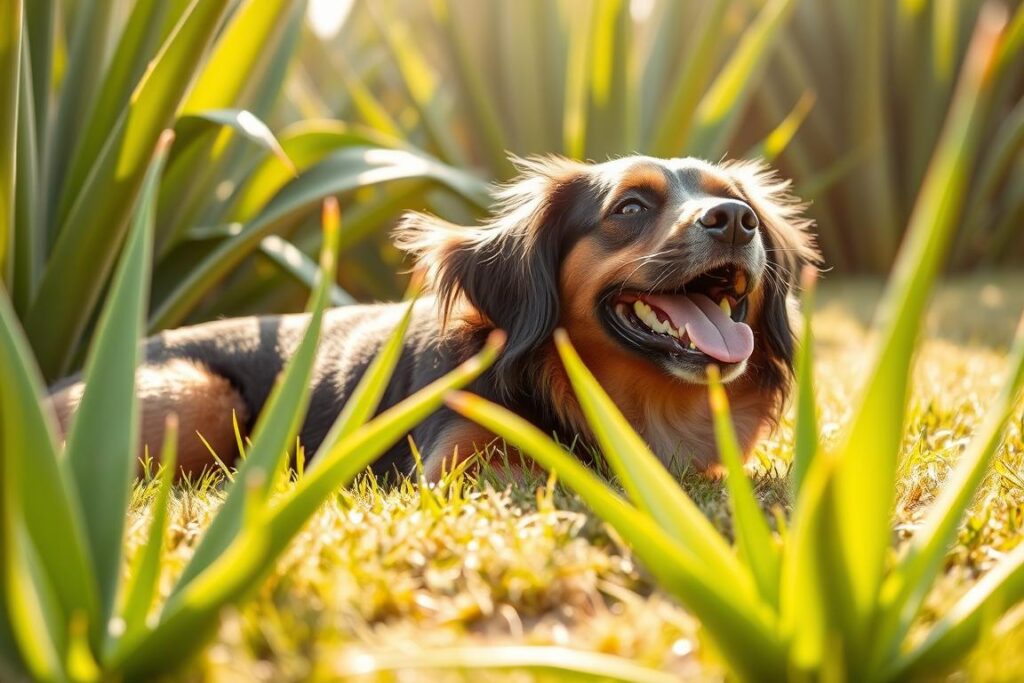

{"left": 397, "top": 155, "right": 818, "bottom": 420}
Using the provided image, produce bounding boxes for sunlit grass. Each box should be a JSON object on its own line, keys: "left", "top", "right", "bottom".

{"left": 129, "top": 274, "right": 1024, "bottom": 681}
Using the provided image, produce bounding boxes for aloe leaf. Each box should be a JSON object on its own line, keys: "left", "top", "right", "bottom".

{"left": 113, "top": 416, "right": 178, "bottom": 652}
{"left": 2, "top": 521, "right": 65, "bottom": 682}
{"left": 552, "top": 330, "right": 755, "bottom": 598}
{"left": 562, "top": 0, "right": 594, "bottom": 159}
{"left": 779, "top": 452, "right": 838, "bottom": 674}
{"left": 63, "top": 130, "right": 171, "bottom": 625}
{"left": 649, "top": 0, "right": 728, "bottom": 155}
{"left": 149, "top": 146, "right": 490, "bottom": 331}
{"left": 744, "top": 91, "right": 816, "bottom": 162}
{"left": 446, "top": 390, "right": 786, "bottom": 682}
{"left": 57, "top": 0, "right": 169, "bottom": 222}
{"left": 170, "top": 197, "right": 341, "bottom": 594}
{"left": 310, "top": 302, "right": 415, "bottom": 454}
{"left": 225, "top": 119, "right": 405, "bottom": 223}
{"left": 0, "top": 286, "right": 99, "bottom": 645}
{"left": 174, "top": 110, "right": 293, "bottom": 173}
{"left": 156, "top": 108, "right": 294, "bottom": 251}
{"left": 13, "top": 36, "right": 39, "bottom": 314}
{"left": 330, "top": 646, "right": 679, "bottom": 683}
{"left": 47, "top": 0, "right": 117, "bottom": 213}
{"left": 23, "top": 0, "right": 53, "bottom": 154}
{"left": 259, "top": 235, "right": 355, "bottom": 306}
{"left": 790, "top": 266, "right": 819, "bottom": 496}
{"left": 873, "top": 314, "right": 1024, "bottom": 665}
{"left": 891, "top": 542, "right": 1024, "bottom": 681}
{"left": 706, "top": 366, "right": 781, "bottom": 607}
{"left": 689, "top": 0, "right": 798, "bottom": 158}
{"left": 180, "top": 0, "right": 293, "bottom": 115}
{"left": 0, "top": 0, "right": 21, "bottom": 284}
{"left": 830, "top": 8, "right": 1005, "bottom": 648}
{"left": 25, "top": 0, "right": 233, "bottom": 379}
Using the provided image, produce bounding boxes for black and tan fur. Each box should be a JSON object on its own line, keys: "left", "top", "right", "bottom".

{"left": 50, "top": 155, "right": 818, "bottom": 479}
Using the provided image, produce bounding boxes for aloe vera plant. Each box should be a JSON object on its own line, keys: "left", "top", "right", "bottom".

{"left": 0, "top": 130, "right": 501, "bottom": 680}
{"left": 448, "top": 9, "right": 1024, "bottom": 681}
{"left": 3, "top": 0, "right": 490, "bottom": 381}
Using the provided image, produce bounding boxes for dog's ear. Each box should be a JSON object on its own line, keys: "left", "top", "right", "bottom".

{"left": 395, "top": 156, "right": 589, "bottom": 394}
{"left": 723, "top": 159, "right": 820, "bottom": 388}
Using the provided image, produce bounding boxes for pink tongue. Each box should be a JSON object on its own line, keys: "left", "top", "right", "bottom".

{"left": 644, "top": 293, "right": 754, "bottom": 364}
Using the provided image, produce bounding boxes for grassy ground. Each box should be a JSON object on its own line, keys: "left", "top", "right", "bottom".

{"left": 126, "top": 272, "right": 1024, "bottom": 682}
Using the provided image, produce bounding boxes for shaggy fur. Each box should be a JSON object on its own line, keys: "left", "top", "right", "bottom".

{"left": 50, "top": 155, "right": 818, "bottom": 479}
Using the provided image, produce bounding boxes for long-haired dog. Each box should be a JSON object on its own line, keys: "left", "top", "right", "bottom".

{"left": 51, "top": 155, "right": 818, "bottom": 479}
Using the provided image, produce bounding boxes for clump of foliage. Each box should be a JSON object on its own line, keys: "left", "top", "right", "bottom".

{"left": 0, "top": 156, "right": 502, "bottom": 680}
{"left": 448, "top": 9, "right": 1024, "bottom": 681}
{"left": 0, "top": 0, "right": 489, "bottom": 381}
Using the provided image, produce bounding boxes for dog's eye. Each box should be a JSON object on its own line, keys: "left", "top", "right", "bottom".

{"left": 614, "top": 199, "right": 647, "bottom": 216}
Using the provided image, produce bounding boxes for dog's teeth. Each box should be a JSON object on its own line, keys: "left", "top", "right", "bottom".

{"left": 688, "top": 342, "right": 697, "bottom": 350}
{"left": 634, "top": 300, "right": 662, "bottom": 332}
{"left": 719, "top": 298, "right": 732, "bottom": 316}
{"left": 734, "top": 271, "right": 747, "bottom": 294}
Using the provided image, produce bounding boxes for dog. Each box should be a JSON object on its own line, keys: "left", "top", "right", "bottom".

{"left": 50, "top": 155, "right": 817, "bottom": 479}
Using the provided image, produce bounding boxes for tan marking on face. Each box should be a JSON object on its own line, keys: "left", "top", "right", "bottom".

{"left": 693, "top": 166, "right": 740, "bottom": 199}
{"left": 607, "top": 164, "right": 669, "bottom": 201}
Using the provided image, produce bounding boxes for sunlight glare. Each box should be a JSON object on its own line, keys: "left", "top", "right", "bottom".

{"left": 307, "top": 0, "right": 354, "bottom": 40}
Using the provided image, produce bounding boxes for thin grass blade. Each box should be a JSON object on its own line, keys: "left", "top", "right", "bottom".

{"left": 790, "top": 266, "right": 819, "bottom": 496}
{"left": 113, "top": 416, "right": 178, "bottom": 653}
{"left": 706, "top": 365, "right": 780, "bottom": 607}
{"left": 744, "top": 91, "right": 816, "bottom": 162}
{"left": 171, "top": 197, "right": 341, "bottom": 593}
{"left": 552, "top": 330, "right": 754, "bottom": 596}
{"left": 310, "top": 302, "right": 416, "bottom": 453}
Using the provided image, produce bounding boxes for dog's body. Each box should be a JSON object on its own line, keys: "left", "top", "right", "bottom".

{"left": 51, "top": 155, "right": 817, "bottom": 478}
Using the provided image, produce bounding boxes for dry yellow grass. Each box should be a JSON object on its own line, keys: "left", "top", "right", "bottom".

{"left": 124, "top": 272, "right": 1024, "bottom": 682}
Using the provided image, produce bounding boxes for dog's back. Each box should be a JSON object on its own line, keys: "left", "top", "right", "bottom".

{"left": 50, "top": 299, "right": 472, "bottom": 476}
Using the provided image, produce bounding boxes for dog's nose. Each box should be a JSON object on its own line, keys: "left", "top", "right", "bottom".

{"left": 698, "top": 200, "right": 759, "bottom": 246}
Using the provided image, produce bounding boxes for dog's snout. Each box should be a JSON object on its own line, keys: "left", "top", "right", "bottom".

{"left": 698, "top": 200, "right": 758, "bottom": 246}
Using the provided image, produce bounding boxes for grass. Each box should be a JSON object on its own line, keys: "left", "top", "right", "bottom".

{"left": 127, "top": 272, "right": 1024, "bottom": 681}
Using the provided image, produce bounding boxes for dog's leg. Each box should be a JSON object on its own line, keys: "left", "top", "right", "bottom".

{"left": 422, "top": 421, "right": 499, "bottom": 482}
{"left": 49, "top": 358, "right": 248, "bottom": 476}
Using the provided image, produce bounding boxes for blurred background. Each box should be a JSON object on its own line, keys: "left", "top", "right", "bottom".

{"left": 271, "top": 0, "right": 1024, "bottom": 301}
{"left": 4, "top": 0, "right": 1022, "bottom": 379}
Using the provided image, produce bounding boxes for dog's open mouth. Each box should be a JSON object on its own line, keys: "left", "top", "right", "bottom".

{"left": 606, "top": 264, "right": 754, "bottom": 366}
